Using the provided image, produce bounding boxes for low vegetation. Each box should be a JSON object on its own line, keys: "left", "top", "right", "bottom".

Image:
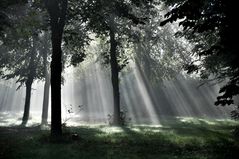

{"left": 0, "top": 118, "right": 238, "bottom": 159}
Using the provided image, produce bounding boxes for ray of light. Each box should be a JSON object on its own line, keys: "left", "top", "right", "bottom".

{"left": 130, "top": 62, "right": 160, "bottom": 125}
{"left": 121, "top": 73, "right": 141, "bottom": 124}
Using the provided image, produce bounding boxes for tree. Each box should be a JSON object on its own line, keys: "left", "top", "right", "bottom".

{"left": 160, "top": 0, "right": 239, "bottom": 114}
{"left": 109, "top": 15, "right": 121, "bottom": 125}
{"left": 44, "top": 0, "right": 68, "bottom": 137}
{"left": 40, "top": 31, "right": 51, "bottom": 126}
{"left": 78, "top": 0, "right": 153, "bottom": 125}
{"left": 0, "top": 3, "right": 49, "bottom": 126}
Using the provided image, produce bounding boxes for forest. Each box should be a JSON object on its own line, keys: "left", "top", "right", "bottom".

{"left": 0, "top": 0, "right": 239, "bottom": 158}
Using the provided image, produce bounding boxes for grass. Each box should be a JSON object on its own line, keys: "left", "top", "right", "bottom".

{"left": 0, "top": 117, "right": 239, "bottom": 159}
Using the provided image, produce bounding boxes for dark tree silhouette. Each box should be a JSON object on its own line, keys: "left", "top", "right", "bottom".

{"left": 21, "top": 34, "right": 38, "bottom": 126}
{"left": 109, "top": 17, "right": 121, "bottom": 125}
{"left": 0, "top": 5, "right": 45, "bottom": 126}
{"left": 44, "top": 0, "right": 68, "bottom": 137}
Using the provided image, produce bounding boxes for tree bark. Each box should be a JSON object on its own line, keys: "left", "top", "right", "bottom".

{"left": 109, "top": 28, "right": 121, "bottom": 126}
{"left": 21, "top": 78, "right": 33, "bottom": 126}
{"left": 45, "top": 0, "right": 68, "bottom": 137}
{"left": 50, "top": 30, "right": 63, "bottom": 136}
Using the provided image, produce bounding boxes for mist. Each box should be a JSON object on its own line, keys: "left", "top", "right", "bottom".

{"left": 0, "top": 61, "right": 232, "bottom": 126}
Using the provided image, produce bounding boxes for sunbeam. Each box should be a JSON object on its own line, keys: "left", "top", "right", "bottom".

{"left": 0, "top": 62, "right": 233, "bottom": 127}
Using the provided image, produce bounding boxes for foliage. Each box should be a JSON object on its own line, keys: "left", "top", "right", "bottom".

{"left": 0, "top": 5, "right": 47, "bottom": 88}
{"left": 0, "top": 0, "right": 27, "bottom": 35}
{"left": 160, "top": 0, "right": 239, "bottom": 110}
{"left": 63, "top": 0, "right": 92, "bottom": 67}
{"left": 73, "top": 0, "right": 154, "bottom": 70}
{"left": 130, "top": 3, "right": 191, "bottom": 84}
{"left": 231, "top": 106, "right": 239, "bottom": 121}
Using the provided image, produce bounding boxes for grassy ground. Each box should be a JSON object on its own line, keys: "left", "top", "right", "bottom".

{"left": 0, "top": 118, "right": 239, "bottom": 159}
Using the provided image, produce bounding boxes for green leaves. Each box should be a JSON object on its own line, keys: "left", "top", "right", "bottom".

{"left": 160, "top": 0, "right": 239, "bottom": 118}
{"left": 0, "top": 2, "right": 50, "bottom": 88}
{"left": 70, "top": 52, "right": 86, "bottom": 67}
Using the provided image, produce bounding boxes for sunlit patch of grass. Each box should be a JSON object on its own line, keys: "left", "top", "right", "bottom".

{"left": 0, "top": 112, "right": 41, "bottom": 127}
{"left": 176, "top": 116, "right": 238, "bottom": 126}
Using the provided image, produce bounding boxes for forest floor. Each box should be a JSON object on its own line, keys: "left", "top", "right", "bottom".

{"left": 0, "top": 118, "right": 239, "bottom": 159}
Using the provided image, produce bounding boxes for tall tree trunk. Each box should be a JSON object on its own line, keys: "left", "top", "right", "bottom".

{"left": 21, "top": 78, "right": 33, "bottom": 126}
{"left": 41, "top": 51, "right": 50, "bottom": 125}
{"left": 50, "top": 31, "right": 62, "bottom": 136}
{"left": 109, "top": 28, "right": 121, "bottom": 126}
{"left": 45, "top": 0, "right": 68, "bottom": 137}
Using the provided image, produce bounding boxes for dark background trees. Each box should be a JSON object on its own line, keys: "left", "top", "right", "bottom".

{"left": 0, "top": 5, "right": 47, "bottom": 126}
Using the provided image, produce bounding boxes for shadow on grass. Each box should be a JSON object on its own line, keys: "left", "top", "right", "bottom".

{"left": 0, "top": 117, "right": 239, "bottom": 159}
